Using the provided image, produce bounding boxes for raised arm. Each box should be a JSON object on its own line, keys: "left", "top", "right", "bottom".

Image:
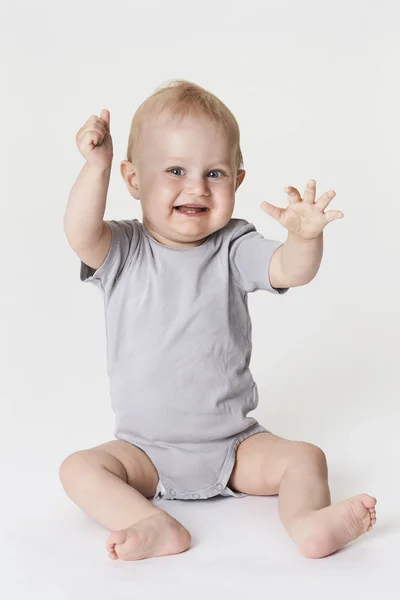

{"left": 64, "top": 109, "right": 113, "bottom": 269}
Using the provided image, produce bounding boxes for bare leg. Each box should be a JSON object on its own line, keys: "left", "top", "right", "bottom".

{"left": 277, "top": 448, "right": 376, "bottom": 558}
{"left": 228, "top": 433, "right": 377, "bottom": 558}
{"left": 59, "top": 440, "right": 191, "bottom": 560}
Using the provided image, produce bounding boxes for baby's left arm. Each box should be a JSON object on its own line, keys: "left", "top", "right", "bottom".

{"left": 269, "top": 232, "right": 323, "bottom": 288}
{"left": 263, "top": 179, "right": 344, "bottom": 288}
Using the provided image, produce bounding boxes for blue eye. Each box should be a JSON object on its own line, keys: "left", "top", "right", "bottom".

{"left": 168, "top": 168, "right": 224, "bottom": 178}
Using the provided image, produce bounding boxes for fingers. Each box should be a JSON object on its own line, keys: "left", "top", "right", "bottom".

{"left": 283, "top": 185, "right": 302, "bottom": 205}
{"left": 284, "top": 180, "right": 337, "bottom": 210}
{"left": 302, "top": 179, "right": 316, "bottom": 203}
{"left": 75, "top": 110, "right": 114, "bottom": 167}
{"left": 324, "top": 210, "right": 344, "bottom": 223}
{"left": 316, "top": 190, "right": 336, "bottom": 211}
{"left": 76, "top": 113, "right": 109, "bottom": 146}
{"left": 260, "top": 201, "right": 285, "bottom": 222}
{"left": 284, "top": 179, "right": 316, "bottom": 204}
{"left": 100, "top": 108, "right": 110, "bottom": 132}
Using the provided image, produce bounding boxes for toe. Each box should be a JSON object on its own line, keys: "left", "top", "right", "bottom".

{"left": 367, "top": 506, "right": 377, "bottom": 530}
{"left": 106, "top": 529, "right": 127, "bottom": 553}
{"left": 368, "top": 501, "right": 377, "bottom": 527}
{"left": 361, "top": 494, "right": 377, "bottom": 509}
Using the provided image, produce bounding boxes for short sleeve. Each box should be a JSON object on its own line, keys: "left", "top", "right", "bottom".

{"left": 229, "top": 221, "right": 289, "bottom": 294}
{"left": 80, "top": 219, "right": 140, "bottom": 295}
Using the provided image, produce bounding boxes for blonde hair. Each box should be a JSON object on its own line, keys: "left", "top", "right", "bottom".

{"left": 126, "top": 79, "right": 244, "bottom": 172}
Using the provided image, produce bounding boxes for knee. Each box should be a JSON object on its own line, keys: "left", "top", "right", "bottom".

{"left": 59, "top": 450, "right": 90, "bottom": 483}
{"left": 290, "top": 442, "right": 328, "bottom": 474}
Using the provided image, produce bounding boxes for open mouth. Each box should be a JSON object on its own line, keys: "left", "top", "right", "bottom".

{"left": 173, "top": 205, "right": 209, "bottom": 214}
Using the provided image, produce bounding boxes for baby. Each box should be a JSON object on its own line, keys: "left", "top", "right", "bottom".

{"left": 60, "top": 79, "right": 376, "bottom": 561}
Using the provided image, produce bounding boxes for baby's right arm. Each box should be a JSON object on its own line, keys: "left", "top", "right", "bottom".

{"left": 63, "top": 110, "right": 113, "bottom": 270}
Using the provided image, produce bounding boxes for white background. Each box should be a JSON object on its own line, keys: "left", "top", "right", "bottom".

{"left": 1, "top": 0, "right": 399, "bottom": 598}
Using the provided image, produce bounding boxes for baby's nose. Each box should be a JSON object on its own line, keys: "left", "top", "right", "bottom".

{"left": 184, "top": 176, "right": 210, "bottom": 196}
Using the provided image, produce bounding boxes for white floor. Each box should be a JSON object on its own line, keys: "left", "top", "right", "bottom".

{"left": 2, "top": 407, "right": 399, "bottom": 600}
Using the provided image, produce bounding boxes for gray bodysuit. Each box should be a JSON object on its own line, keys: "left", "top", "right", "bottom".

{"left": 80, "top": 217, "right": 288, "bottom": 500}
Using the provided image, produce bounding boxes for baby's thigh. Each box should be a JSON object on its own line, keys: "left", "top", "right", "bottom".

{"left": 228, "top": 433, "right": 325, "bottom": 496}
{"left": 65, "top": 440, "right": 159, "bottom": 499}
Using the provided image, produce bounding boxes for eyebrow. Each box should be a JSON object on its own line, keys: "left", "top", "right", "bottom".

{"left": 166, "top": 158, "right": 232, "bottom": 168}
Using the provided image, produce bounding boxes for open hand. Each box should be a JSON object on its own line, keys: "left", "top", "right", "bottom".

{"left": 260, "top": 179, "right": 343, "bottom": 239}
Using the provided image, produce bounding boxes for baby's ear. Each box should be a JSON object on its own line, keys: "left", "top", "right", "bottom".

{"left": 120, "top": 160, "right": 140, "bottom": 200}
{"left": 235, "top": 169, "right": 246, "bottom": 190}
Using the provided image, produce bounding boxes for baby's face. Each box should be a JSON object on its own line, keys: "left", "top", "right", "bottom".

{"left": 122, "top": 113, "right": 245, "bottom": 248}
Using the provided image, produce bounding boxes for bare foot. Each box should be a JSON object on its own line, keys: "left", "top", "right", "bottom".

{"left": 106, "top": 511, "right": 192, "bottom": 561}
{"left": 293, "top": 493, "right": 377, "bottom": 559}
